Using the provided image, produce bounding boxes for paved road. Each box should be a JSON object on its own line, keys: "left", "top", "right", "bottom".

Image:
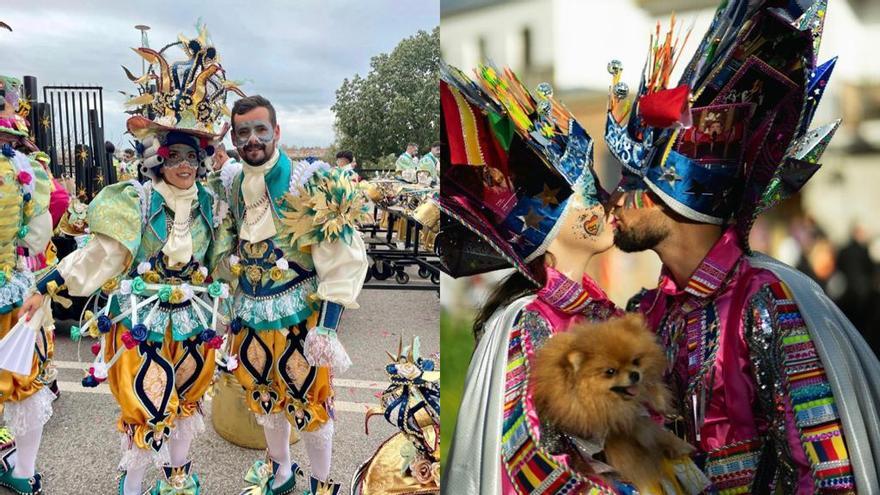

{"left": 21, "top": 287, "right": 438, "bottom": 495}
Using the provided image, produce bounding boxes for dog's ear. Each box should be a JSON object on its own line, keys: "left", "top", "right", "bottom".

{"left": 566, "top": 350, "right": 585, "bottom": 373}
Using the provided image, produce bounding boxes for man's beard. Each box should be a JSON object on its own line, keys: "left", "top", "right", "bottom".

{"left": 614, "top": 222, "right": 668, "bottom": 253}
{"left": 241, "top": 142, "right": 273, "bottom": 166}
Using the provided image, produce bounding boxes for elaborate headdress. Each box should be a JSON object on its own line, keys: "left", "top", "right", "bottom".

{"left": 123, "top": 23, "right": 244, "bottom": 180}
{"left": 605, "top": 1, "right": 838, "bottom": 244}
{"left": 354, "top": 337, "right": 439, "bottom": 493}
{"left": 438, "top": 62, "right": 605, "bottom": 284}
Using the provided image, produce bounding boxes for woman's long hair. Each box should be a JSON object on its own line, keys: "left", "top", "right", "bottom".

{"left": 472, "top": 253, "right": 553, "bottom": 340}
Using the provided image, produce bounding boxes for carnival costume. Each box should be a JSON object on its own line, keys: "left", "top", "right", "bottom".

{"left": 32, "top": 25, "right": 239, "bottom": 495}
{"left": 351, "top": 337, "right": 439, "bottom": 494}
{"left": 438, "top": 63, "right": 709, "bottom": 494}
{"left": 417, "top": 152, "right": 438, "bottom": 181}
{"left": 0, "top": 75, "right": 55, "bottom": 495}
{"left": 605, "top": 1, "right": 880, "bottom": 492}
{"left": 209, "top": 114, "right": 369, "bottom": 493}
{"left": 394, "top": 151, "right": 418, "bottom": 174}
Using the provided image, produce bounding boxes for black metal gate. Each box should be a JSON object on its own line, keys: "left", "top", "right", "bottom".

{"left": 38, "top": 84, "right": 113, "bottom": 198}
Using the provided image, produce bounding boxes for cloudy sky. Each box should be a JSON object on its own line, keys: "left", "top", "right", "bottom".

{"left": 2, "top": 0, "right": 438, "bottom": 148}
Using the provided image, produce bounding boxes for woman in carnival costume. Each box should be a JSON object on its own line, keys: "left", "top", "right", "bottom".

{"left": 21, "top": 25, "right": 241, "bottom": 495}
{"left": 438, "top": 63, "right": 709, "bottom": 494}
{"left": 0, "top": 75, "right": 55, "bottom": 495}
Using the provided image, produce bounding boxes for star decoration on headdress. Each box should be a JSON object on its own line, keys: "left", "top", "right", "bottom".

{"left": 96, "top": 173, "right": 104, "bottom": 187}
{"left": 519, "top": 207, "right": 545, "bottom": 232}
{"left": 40, "top": 116, "right": 51, "bottom": 130}
{"left": 76, "top": 148, "right": 89, "bottom": 161}
{"left": 536, "top": 184, "right": 561, "bottom": 207}
{"left": 658, "top": 165, "right": 683, "bottom": 188}
{"left": 77, "top": 187, "right": 86, "bottom": 198}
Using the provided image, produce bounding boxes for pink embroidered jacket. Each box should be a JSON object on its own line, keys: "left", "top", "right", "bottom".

{"left": 499, "top": 266, "right": 626, "bottom": 494}
{"left": 631, "top": 228, "right": 855, "bottom": 493}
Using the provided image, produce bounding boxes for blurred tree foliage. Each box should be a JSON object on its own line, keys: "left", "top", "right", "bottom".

{"left": 332, "top": 27, "right": 439, "bottom": 166}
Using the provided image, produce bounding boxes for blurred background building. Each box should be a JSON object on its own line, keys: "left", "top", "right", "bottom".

{"left": 440, "top": 0, "right": 880, "bottom": 339}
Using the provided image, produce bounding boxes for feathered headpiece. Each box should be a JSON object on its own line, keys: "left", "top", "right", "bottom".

{"left": 123, "top": 23, "right": 245, "bottom": 180}
{"left": 605, "top": 1, "right": 838, "bottom": 244}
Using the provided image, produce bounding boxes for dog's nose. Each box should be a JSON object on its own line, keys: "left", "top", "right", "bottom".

{"left": 629, "top": 371, "right": 641, "bottom": 383}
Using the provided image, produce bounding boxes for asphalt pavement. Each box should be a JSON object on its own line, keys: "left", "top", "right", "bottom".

{"left": 19, "top": 287, "right": 439, "bottom": 494}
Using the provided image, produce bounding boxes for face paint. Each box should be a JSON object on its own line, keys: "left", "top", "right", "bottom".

{"left": 165, "top": 144, "right": 198, "bottom": 169}
{"left": 573, "top": 206, "right": 605, "bottom": 240}
{"left": 232, "top": 119, "right": 275, "bottom": 148}
{"left": 623, "top": 190, "right": 656, "bottom": 210}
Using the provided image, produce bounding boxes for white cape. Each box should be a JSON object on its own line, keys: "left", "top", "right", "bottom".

{"left": 749, "top": 253, "right": 880, "bottom": 493}
{"left": 442, "top": 296, "right": 533, "bottom": 494}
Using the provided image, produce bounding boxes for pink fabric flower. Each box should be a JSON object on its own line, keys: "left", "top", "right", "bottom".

{"left": 91, "top": 342, "right": 102, "bottom": 356}
{"left": 157, "top": 146, "right": 171, "bottom": 159}
{"left": 411, "top": 457, "right": 434, "bottom": 485}
{"left": 17, "top": 171, "right": 31, "bottom": 185}
{"left": 206, "top": 336, "right": 224, "bottom": 350}
{"left": 121, "top": 332, "right": 138, "bottom": 350}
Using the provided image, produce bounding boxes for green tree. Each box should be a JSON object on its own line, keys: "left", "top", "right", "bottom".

{"left": 332, "top": 27, "right": 439, "bottom": 168}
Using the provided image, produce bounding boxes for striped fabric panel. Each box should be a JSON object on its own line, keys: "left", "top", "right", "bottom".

{"left": 770, "top": 282, "right": 856, "bottom": 493}
{"left": 685, "top": 258, "right": 727, "bottom": 297}
{"left": 499, "top": 312, "right": 616, "bottom": 495}
{"left": 704, "top": 438, "right": 762, "bottom": 494}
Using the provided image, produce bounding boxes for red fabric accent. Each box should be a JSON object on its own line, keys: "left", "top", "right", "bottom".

{"left": 638, "top": 84, "right": 690, "bottom": 128}
{"left": 440, "top": 82, "right": 468, "bottom": 165}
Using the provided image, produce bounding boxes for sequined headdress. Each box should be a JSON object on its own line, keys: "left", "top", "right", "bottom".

{"left": 123, "top": 23, "right": 244, "bottom": 179}
{"left": 605, "top": 0, "right": 838, "bottom": 243}
{"left": 438, "top": 62, "right": 604, "bottom": 284}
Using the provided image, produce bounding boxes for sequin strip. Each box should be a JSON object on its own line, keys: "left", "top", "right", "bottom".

{"left": 770, "top": 282, "right": 855, "bottom": 492}
{"left": 499, "top": 311, "right": 615, "bottom": 495}
{"left": 704, "top": 438, "right": 762, "bottom": 494}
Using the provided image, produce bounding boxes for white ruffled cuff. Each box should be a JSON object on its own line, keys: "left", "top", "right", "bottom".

{"left": 303, "top": 327, "right": 351, "bottom": 374}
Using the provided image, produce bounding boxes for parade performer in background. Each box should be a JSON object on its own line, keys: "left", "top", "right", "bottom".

{"left": 211, "top": 94, "right": 369, "bottom": 495}
{"left": 21, "top": 25, "right": 240, "bottom": 495}
{"left": 394, "top": 142, "right": 419, "bottom": 175}
{"left": 605, "top": 2, "right": 880, "bottom": 492}
{"left": 438, "top": 63, "right": 708, "bottom": 494}
{"left": 417, "top": 142, "right": 439, "bottom": 182}
{"left": 0, "top": 74, "right": 55, "bottom": 495}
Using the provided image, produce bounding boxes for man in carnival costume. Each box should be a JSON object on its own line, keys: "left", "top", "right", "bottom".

{"left": 0, "top": 75, "right": 55, "bottom": 495}
{"left": 605, "top": 1, "right": 880, "bottom": 492}
{"left": 22, "top": 25, "right": 240, "bottom": 495}
{"left": 210, "top": 94, "right": 369, "bottom": 495}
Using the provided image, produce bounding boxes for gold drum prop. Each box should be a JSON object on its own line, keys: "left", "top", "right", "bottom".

{"left": 211, "top": 372, "right": 299, "bottom": 448}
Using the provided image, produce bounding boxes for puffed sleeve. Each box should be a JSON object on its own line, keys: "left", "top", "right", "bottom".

{"left": 279, "top": 167, "right": 370, "bottom": 325}
{"left": 36, "top": 234, "right": 131, "bottom": 297}
{"left": 85, "top": 182, "right": 144, "bottom": 259}
{"left": 35, "top": 183, "right": 142, "bottom": 298}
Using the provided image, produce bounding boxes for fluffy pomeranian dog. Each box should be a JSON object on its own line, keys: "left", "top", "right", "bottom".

{"left": 531, "top": 314, "right": 695, "bottom": 489}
